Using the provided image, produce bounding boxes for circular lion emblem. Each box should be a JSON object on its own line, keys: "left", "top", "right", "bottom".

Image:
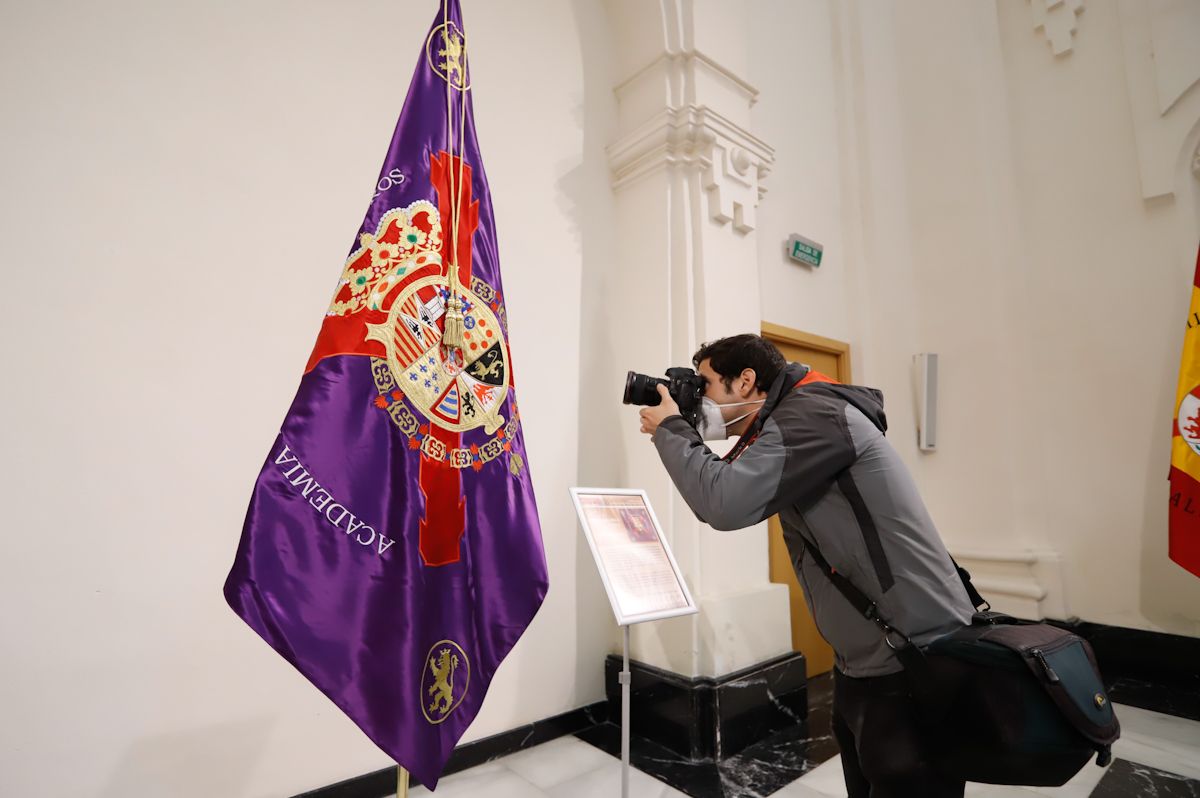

{"left": 422, "top": 640, "right": 470, "bottom": 724}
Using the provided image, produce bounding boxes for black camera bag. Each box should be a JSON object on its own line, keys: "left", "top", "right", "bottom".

{"left": 805, "top": 545, "right": 1119, "bottom": 786}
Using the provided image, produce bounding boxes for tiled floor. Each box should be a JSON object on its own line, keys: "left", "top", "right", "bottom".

{"left": 412, "top": 700, "right": 1200, "bottom": 797}
{"left": 409, "top": 735, "right": 691, "bottom": 797}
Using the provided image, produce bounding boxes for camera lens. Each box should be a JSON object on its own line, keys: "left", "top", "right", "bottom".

{"left": 623, "top": 371, "right": 663, "bottom": 406}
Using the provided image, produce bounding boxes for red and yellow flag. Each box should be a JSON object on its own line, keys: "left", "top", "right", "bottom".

{"left": 1169, "top": 244, "right": 1200, "bottom": 579}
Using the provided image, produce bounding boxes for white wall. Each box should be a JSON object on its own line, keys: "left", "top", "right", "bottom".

{"left": 993, "top": 0, "right": 1200, "bottom": 634}
{"left": 748, "top": 0, "right": 855, "bottom": 346}
{"left": 750, "top": 0, "right": 1200, "bottom": 636}
{"left": 0, "top": 1, "right": 613, "bottom": 796}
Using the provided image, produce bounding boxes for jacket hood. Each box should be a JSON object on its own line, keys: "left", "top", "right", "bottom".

{"left": 761, "top": 362, "right": 889, "bottom": 435}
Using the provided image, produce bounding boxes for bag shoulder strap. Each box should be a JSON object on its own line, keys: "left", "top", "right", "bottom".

{"left": 802, "top": 543, "right": 875, "bottom": 618}
{"left": 952, "top": 559, "right": 989, "bottom": 612}
{"left": 803, "top": 541, "right": 989, "bottom": 633}
{"left": 804, "top": 542, "right": 936, "bottom": 678}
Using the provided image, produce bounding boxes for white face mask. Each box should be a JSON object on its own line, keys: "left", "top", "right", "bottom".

{"left": 695, "top": 396, "right": 765, "bottom": 440}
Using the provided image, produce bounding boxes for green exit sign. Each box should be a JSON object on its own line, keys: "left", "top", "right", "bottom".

{"left": 786, "top": 234, "right": 823, "bottom": 267}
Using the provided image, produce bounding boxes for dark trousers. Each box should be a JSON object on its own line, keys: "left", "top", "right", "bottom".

{"left": 832, "top": 668, "right": 965, "bottom": 798}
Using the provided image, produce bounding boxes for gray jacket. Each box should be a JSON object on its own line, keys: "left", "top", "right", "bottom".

{"left": 652, "top": 362, "right": 974, "bottom": 676}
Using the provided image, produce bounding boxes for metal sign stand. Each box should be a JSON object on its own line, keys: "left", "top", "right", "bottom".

{"left": 568, "top": 487, "right": 699, "bottom": 798}
{"left": 620, "top": 624, "right": 632, "bottom": 798}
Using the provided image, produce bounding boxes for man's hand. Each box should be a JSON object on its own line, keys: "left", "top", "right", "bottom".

{"left": 639, "top": 384, "right": 681, "bottom": 436}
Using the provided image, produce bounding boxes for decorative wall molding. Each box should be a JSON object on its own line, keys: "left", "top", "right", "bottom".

{"left": 613, "top": 49, "right": 760, "bottom": 109}
{"left": 949, "top": 546, "right": 1068, "bottom": 620}
{"left": 607, "top": 105, "right": 773, "bottom": 232}
{"left": 607, "top": 36, "right": 773, "bottom": 234}
{"left": 1030, "top": 0, "right": 1084, "bottom": 56}
{"left": 1146, "top": 1, "right": 1200, "bottom": 115}
{"left": 703, "top": 143, "right": 768, "bottom": 233}
{"left": 1117, "top": 0, "right": 1200, "bottom": 199}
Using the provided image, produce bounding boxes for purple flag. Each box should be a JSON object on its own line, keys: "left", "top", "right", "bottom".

{"left": 223, "top": 0, "right": 548, "bottom": 788}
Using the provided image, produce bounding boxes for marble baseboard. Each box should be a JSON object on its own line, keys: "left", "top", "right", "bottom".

{"left": 1047, "top": 620, "right": 1200, "bottom": 722}
{"left": 1090, "top": 758, "right": 1200, "bottom": 797}
{"left": 293, "top": 701, "right": 608, "bottom": 798}
{"left": 578, "top": 672, "right": 839, "bottom": 798}
{"left": 604, "top": 651, "right": 808, "bottom": 762}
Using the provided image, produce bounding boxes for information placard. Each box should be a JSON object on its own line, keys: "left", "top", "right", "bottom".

{"left": 570, "top": 487, "right": 698, "bottom": 626}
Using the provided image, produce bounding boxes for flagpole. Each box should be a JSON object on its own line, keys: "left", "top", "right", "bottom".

{"left": 397, "top": 766, "right": 409, "bottom": 798}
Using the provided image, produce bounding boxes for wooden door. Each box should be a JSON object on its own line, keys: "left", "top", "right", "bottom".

{"left": 760, "top": 322, "right": 852, "bottom": 677}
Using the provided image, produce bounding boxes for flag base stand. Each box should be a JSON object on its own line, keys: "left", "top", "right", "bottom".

{"left": 397, "top": 766, "right": 409, "bottom": 798}
{"left": 620, "top": 623, "right": 631, "bottom": 798}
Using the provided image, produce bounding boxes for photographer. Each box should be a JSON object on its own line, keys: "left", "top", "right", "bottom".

{"left": 635, "top": 334, "right": 975, "bottom": 798}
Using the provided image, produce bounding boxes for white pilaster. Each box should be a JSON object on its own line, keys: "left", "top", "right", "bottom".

{"left": 602, "top": 0, "right": 790, "bottom": 678}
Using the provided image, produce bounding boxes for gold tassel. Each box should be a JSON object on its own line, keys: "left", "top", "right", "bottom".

{"left": 442, "top": 290, "right": 465, "bottom": 350}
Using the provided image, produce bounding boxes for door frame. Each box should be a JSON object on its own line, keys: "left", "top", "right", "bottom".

{"left": 761, "top": 321, "right": 853, "bottom": 381}
{"left": 758, "top": 321, "right": 852, "bottom": 676}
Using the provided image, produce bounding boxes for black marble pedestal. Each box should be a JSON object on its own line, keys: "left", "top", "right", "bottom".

{"left": 602, "top": 651, "right": 809, "bottom": 762}
{"left": 579, "top": 670, "right": 839, "bottom": 798}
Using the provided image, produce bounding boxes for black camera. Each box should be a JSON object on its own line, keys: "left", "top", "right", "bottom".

{"left": 623, "top": 367, "right": 705, "bottom": 427}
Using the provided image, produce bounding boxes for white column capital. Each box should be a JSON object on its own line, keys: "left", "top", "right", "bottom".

{"left": 608, "top": 105, "right": 773, "bottom": 233}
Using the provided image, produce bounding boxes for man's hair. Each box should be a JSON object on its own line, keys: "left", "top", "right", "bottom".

{"left": 692, "top": 334, "right": 785, "bottom": 393}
